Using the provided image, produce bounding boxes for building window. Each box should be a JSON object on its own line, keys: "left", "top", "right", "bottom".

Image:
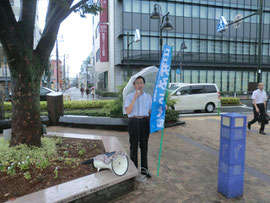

{"left": 184, "top": 5, "right": 192, "bottom": 17}
{"left": 184, "top": 70, "right": 191, "bottom": 83}
{"left": 176, "top": 4, "right": 183, "bottom": 17}
{"left": 192, "top": 6, "right": 199, "bottom": 18}
{"left": 200, "top": 70, "right": 207, "bottom": 83}
{"left": 142, "top": 1, "right": 149, "bottom": 14}
{"left": 168, "top": 2, "right": 175, "bottom": 16}
{"left": 142, "top": 36, "right": 149, "bottom": 50}
{"left": 96, "top": 49, "right": 100, "bottom": 62}
{"left": 95, "top": 23, "right": 99, "bottom": 39}
{"left": 133, "top": 0, "right": 141, "bottom": 13}
{"left": 200, "top": 6, "right": 207, "bottom": 19}
{"left": 207, "top": 70, "right": 214, "bottom": 83}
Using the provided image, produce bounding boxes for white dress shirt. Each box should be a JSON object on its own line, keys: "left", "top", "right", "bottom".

{"left": 251, "top": 89, "right": 267, "bottom": 104}
{"left": 124, "top": 91, "right": 152, "bottom": 118}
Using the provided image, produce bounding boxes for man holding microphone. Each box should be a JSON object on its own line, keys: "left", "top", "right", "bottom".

{"left": 125, "top": 76, "right": 152, "bottom": 181}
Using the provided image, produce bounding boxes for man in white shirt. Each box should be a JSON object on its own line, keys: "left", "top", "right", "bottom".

{"left": 125, "top": 76, "right": 152, "bottom": 180}
{"left": 248, "top": 83, "right": 268, "bottom": 135}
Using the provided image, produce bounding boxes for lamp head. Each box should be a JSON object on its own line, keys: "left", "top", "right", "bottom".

{"left": 150, "top": 5, "right": 160, "bottom": 19}
{"left": 181, "top": 41, "right": 187, "bottom": 50}
{"left": 161, "top": 15, "right": 174, "bottom": 30}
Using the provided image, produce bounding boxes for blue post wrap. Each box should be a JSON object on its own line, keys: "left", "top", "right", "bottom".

{"left": 218, "top": 113, "right": 247, "bottom": 198}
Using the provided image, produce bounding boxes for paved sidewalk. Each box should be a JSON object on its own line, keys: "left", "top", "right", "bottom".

{"left": 47, "top": 114, "right": 270, "bottom": 203}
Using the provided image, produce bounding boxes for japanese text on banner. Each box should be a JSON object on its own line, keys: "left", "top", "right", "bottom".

{"left": 150, "top": 44, "right": 173, "bottom": 134}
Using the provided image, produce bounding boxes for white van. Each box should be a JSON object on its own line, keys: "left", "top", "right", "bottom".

{"left": 170, "top": 83, "right": 220, "bottom": 113}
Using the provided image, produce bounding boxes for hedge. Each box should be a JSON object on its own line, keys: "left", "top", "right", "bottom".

{"left": 64, "top": 109, "right": 111, "bottom": 117}
{"left": 95, "top": 90, "right": 118, "bottom": 97}
{"left": 220, "top": 97, "right": 240, "bottom": 105}
{"left": 4, "top": 100, "right": 114, "bottom": 112}
{"left": 63, "top": 100, "right": 114, "bottom": 110}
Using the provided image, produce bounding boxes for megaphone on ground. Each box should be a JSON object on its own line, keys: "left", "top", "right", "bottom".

{"left": 82, "top": 151, "right": 129, "bottom": 176}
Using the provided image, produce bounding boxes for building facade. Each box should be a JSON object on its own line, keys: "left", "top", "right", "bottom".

{"left": 92, "top": 0, "right": 270, "bottom": 93}
{"left": 50, "top": 59, "right": 63, "bottom": 91}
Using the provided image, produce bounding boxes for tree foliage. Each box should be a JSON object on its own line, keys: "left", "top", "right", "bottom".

{"left": 0, "top": 0, "right": 101, "bottom": 75}
{"left": 0, "top": 0, "right": 101, "bottom": 146}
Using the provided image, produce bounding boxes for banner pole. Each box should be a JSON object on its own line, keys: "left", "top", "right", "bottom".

{"left": 157, "top": 51, "right": 171, "bottom": 177}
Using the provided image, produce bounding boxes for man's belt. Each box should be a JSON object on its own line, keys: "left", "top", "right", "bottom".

{"left": 130, "top": 116, "right": 149, "bottom": 119}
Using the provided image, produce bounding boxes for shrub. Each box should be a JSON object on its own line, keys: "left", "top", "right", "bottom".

{"left": 165, "top": 109, "right": 179, "bottom": 122}
{"left": 4, "top": 102, "right": 11, "bottom": 111}
{"left": 0, "top": 137, "right": 59, "bottom": 166}
{"left": 4, "top": 100, "right": 114, "bottom": 113}
{"left": 165, "top": 96, "right": 179, "bottom": 122}
{"left": 40, "top": 101, "right": 47, "bottom": 110}
{"left": 63, "top": 100, "right": 114, "bottom": 110}
{"left": 106, "top": 83, "right": 126, "bottom": 118}
{"left": 95, "top": 90, "right": 118, "bottom": 97}
{"left": 220, "top": 97, "right": 240, "bottom": 105}
{"left": 64, "top": 109, "right": 110, "bottom": 117}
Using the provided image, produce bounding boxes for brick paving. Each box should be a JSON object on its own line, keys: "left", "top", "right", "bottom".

{"left": 47, "top": 114, "right": 270, "bottom": 202}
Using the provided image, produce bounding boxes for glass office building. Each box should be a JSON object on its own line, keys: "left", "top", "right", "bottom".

{"left": 120, "top": 0, "right": 270, "bottom": 93}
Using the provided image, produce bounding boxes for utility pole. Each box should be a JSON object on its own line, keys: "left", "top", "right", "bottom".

{"left": 86, "top": 64, "right": 89, "bottom": 89}
{"left": 56, "top": 39, "right": 59, "bottom": 92}
{"left": 257, "top": 0, "right": 263, "bottom": 83}
{"left": 4, "top": 56, "right": 9, "bottom": 101}
{"left": 127, "top": 31, "right": 130, "bottom": 79}
{"left": 63, "top": 54, "right": 66, "bottom": 91}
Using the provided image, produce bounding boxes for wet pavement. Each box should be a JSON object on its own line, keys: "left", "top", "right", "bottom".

{"left": 47, "top": 113, "right": 270, "bottom": 203}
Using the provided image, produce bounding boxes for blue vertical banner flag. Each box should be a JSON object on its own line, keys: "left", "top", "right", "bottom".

{"left": 150, "top": 44, "right": 173, "bottom": 134}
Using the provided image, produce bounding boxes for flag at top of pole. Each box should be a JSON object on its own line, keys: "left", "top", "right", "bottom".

{"left": 150, "top": 44, "right": 173, "bottom": 134}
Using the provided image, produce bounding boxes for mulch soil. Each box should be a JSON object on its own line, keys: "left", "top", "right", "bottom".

{"left": 0, "top": 137, "right": 105, "bottom": 202}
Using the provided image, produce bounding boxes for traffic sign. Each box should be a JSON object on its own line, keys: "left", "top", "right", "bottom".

{"left": 217, "top": 16, "right": 228, "bottom": 33}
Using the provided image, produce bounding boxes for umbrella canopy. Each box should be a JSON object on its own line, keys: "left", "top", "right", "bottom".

{"left": 123, "top": 66, "right": 159, "bottom": 114}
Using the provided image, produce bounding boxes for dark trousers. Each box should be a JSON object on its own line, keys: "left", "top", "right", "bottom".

{"left": 249, "top": 103, "right": 266, "bottom": 132}
{"left": 128, "top": 118, "right": 150, "bottom": 172}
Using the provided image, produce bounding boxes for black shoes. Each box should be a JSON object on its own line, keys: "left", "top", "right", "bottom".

{"left": 247, "top": 122, "right": 251, "bottom": 130}
{"left": 145, "top": 171, "right": 152, "bottom": 178}
{"left": 259, "top": 131, "right": 266, "bottom": 135}
{"left": 141, "top": 168, "right": 151, "bottom": 178}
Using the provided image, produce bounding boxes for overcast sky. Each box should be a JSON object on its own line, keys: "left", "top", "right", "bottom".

{"left": 38, "top": 0, "right": 94, "bottom": 78}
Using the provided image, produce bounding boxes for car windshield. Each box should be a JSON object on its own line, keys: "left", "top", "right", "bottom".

{"left": 169, "top": 85, "right": 181, "bottom": 92}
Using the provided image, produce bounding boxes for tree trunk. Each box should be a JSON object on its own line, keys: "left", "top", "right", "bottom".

{"left": 9, "top": 59, "right": 42, "bottom": 147}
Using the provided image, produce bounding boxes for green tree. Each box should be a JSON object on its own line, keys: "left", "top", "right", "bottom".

{"left": 0, "top": 0, "right": 100, "bottom": 146}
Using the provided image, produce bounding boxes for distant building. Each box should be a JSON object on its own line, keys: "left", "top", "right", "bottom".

{"left": 79, "top": 55, "right": 97, "bottom": 89}
{"left": 92, "top": 0, "right": 270, "bottom": 93}
{"left": 50, "top": 59, "right": 63, "bottom": 91}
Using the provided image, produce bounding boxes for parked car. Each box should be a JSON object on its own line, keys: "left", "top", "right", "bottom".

{"left": 40, "top": 87, "right": 56, "bottom": 101}
{"left": 168, "top": 83, "right": 185, "bottom": 89}
{"left": 170, "top": 83, "right": 220, "bottom": 113}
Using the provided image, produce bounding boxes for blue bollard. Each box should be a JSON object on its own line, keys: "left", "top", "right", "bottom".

{"left": 218, "top": 113, "right": 247, "bottom": 198}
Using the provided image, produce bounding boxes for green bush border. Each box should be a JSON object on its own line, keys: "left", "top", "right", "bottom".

{"left": 220, "top": 97, "right": 240, "bottom": 105}
{"left": 95, "top": 90, "right": 118, "bottom": 97}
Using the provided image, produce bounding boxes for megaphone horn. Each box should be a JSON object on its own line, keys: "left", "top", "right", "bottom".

{"left": 92, "top": 151, "right": 129, "bottom": 176}
{"left": 112, "top": 154, "right": 129, "bottom": 176}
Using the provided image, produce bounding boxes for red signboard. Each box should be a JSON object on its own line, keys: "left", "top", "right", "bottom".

{"left": 100, "top": 24, "right": 108, "bottom": 62}
{"left": 100, "top": 0, "right": 108, "bottom": 23}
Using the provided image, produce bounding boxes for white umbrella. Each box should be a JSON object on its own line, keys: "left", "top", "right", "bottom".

{"left": 123, "top": 66, "right": 159, "bottom": 114}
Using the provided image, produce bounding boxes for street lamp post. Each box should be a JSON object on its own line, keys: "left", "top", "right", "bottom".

{"left": 127, "top": 29, "right": 140, "bottom": 78}
{"left": 177, "top": 42, "right": 187, "bottom": 82}
{"left": 86, "top": 64, "right": 89, "bottom": 89}
{"left": 150, "top": 4, "right": 174, "bottom": 61}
